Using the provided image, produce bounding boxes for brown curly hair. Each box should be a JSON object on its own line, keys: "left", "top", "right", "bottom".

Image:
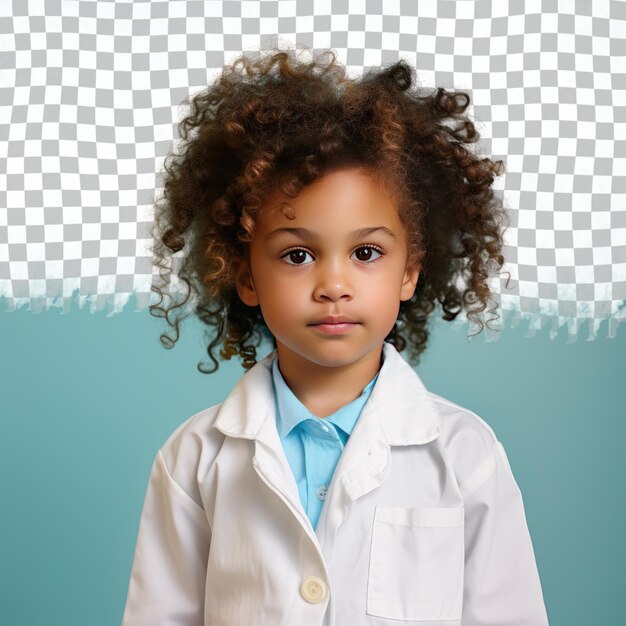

{"left": 148, "top": 46, "right": 509, "bottom": 373}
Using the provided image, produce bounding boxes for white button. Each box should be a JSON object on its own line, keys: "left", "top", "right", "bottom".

{"left": 321, "top": 424, "right": 329, "bottom": 432}
{"left": 300, "top": 576, "right": 327, "bottom": 603}
{"left": 316, "top": 485, "right": 327, "bottom": 500}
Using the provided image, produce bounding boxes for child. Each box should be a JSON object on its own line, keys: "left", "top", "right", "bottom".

{"left": 122, "top": 47, "right": 549, "bottom": 625}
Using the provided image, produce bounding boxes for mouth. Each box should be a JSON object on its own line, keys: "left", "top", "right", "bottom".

{"left": 310, "top": 316, "right": 358, "bottom": 325}
{"left": 309, "top": 319, "right": 360, "bottom": 334}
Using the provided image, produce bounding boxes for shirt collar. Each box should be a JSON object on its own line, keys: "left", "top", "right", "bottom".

{"left": 271, "top": 356, "right": 379, "bottom": 440}
{"left": 214, "top": 341, "right": 441, "bottom": 447}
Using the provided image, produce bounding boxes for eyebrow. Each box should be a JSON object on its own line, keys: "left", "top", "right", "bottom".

{"left": 265, "top": 226, "right": 397, "bottom": 242}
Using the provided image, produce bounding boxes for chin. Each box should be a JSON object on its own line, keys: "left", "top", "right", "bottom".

{"left": 302, "top": 344, "right": 377, "bottom": 368}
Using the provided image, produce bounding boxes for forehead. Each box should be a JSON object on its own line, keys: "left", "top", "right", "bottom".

{"left": 257, "top": 167, "right": 403, "bottom": 229}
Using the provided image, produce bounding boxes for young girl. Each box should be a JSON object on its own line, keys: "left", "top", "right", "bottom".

{"left": 121, "top": 47, "right": 549, "bottom": 625}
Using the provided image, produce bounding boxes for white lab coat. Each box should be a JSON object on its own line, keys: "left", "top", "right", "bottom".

{"left": 121, "top": 342, "right": 549, "bottom": 626}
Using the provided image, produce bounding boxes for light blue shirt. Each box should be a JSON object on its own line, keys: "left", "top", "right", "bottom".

{"left": 271, "top": 356, "right": 379, "bottom": 530}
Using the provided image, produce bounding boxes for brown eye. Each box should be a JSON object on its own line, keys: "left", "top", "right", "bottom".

{"left": 283, "top": 249, "right": 313, "bottom": 265}
{"left": 353, "top": 246, "right": 382, "bottom": 262}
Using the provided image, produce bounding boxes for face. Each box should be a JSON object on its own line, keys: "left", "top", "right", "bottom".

{"left": 235, "top": 167, "right": 420, "bottom": 373}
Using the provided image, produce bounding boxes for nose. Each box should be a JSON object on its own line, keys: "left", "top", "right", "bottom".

{"left": 312, "top": 258, "right": 354, "bottom": 302}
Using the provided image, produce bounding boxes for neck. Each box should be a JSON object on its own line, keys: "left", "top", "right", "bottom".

{"left": 275, "top": 344, "right": 383, "bottom": 418}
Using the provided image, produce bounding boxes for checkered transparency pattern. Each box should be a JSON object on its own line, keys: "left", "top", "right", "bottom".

{"left": 0, "top": 0, "right": 624, "bottom": 342}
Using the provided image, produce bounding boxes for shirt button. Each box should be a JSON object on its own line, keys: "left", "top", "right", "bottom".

{"left": 300, "top": 576, "right": 327, "bottom": 603}
{"left": 321, "top": 424, "right": 329, "bottom": 432}
{"left": 316, "top": 485, "right": 327, "bottom": 500}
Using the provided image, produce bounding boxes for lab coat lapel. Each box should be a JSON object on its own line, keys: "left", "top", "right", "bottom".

{"left": 316, "top": 343, "right": 442, "bottom": 541}
{"left": 252, "top": 405, "right": 320, "bottom": 543}
{"left": 333, "top": 341, "right": 441, "bottom": 497}
{"left": 212, "top": 351, "right": 319, "bottom": 543}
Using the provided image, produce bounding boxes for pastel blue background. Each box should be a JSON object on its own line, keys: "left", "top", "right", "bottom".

{"left": 1, "top": 302, "right": 624, "bottom": 626}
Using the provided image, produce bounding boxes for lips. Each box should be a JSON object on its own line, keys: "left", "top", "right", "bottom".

{"left": 310, "top": 316, "right": 358, "bottom": 325}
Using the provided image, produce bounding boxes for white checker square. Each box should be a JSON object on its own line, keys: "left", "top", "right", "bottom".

{"left": 26, "top": 243, "right": 45, "bottom": 261}
{"left": 117, "top": 258, "right": 136, "bottom": 274}
{"left": 46, "top": 260, "right": 63, "bottom": 280}
{"left": 61, "top": 274, "right": 79, "bottom": 293}
{"left": 382, "top": 32, "right": 400, "bottom": 49}
{"left": 82, "top": 224, "right": 102, "bottom": 241}
{"left": 557, "top": 283, "right": 577, "bottom": 300}
{"left": 490, "top": 36, "right": 508, "bottom": 56}
{"left": 347, "top": 31, "right": 367, "bottom": 49}
{"left": 29, "top": 279, "right": 46, "bottom": 297}
{"left": 537, "top": 265, "right": 557, "bottom": 283}
{"left": 569, "top": 228, "right": 591, "bottom": 249}
{"left": 63, "top": 242, "right": 83, "bottom": 260}
{"left": 82, "top": 258, "right": 100, "bottom": 276}
{"left": 472, "top": 19, "right": 491, "bottom": 38}
{"left": 102, "top": 207, "right": 121, "bottom": 223}
{"left": 453, "top": 38, "right": 474, "bottom": 56}
{"left": 518, "top": 247, "right": 538, "bottom": 265}
{"left": 364, "top": 14, "right": 383, "bottom": 31}
{"left": 592, "top": 176, "right": 614, "bottom": 194}
{"left": 555, "top": 249, "right": 576, "bottom": 266}
{"left": 519, "top": 281, "right": 539, "bottom": 298}
{"left": 553, "top": 212, "right": 574, "bottom": 230}
{"left": 118, "top": 223, "right": 139, "bottom": 240}
{"left": 595, "top": 283, "right": 613, "bottom": 300}
{"left": 577, "top": 266, "right": 595, "bottom": 283}
{"left": 591, "top": 212, "right": 612, "bottom": 230}
{"left": 454, "top": 1, "right": 475, "bottom": 19}
{"left": 536, "top": 230, "right": 556, "bottom": 248}
{"left": 97, "top": 275, "right": 116, "bottom": 294}
{"left": 330, "top": 14, "right": 349, "bottom": 30}
{"left": 101, "top": 241, "right": 120, "bottom": 257}
{"left": 294, "top": 15, "right": 314, "bottom": 31}
{"left": 8, "top": 225, "right": 26, "bottom": 244}
{"left": 10, "top": 261, "right": 29, "bottom": 280}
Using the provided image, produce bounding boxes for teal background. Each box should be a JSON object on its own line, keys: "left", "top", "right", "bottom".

{"left": 1, "top": 300, "right": 624, "bottom": 625}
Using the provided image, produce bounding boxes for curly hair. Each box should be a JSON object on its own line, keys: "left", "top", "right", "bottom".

{"left": 148, "top": 46, "right": 509, "bottom": 373}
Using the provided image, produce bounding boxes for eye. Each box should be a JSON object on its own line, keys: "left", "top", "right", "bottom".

{"left": 352, "top": 245, "right": 383, "bottom": 263}
{"left": 281, "top": 248, "right": 314, "bottom": 266}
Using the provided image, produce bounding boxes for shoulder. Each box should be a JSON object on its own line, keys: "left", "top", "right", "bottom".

{"left": 428, "top": 390, "right": 502, "bottom": 497}
{"left": 429, "top": 390, "right": 499, "bottom": 450}
{"left": 160, "top": 402, "right": 226, "bottom": 462}
{"left": 156, "top": 402, "right": 227, "bottom": 506}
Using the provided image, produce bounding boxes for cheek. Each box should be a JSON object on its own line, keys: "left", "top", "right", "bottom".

{"left": 361, "top": 268, "right": 405, "bottom": 308}
{"left": 363, "top": 263, "right": 405, "bottom": 292}
{"left": 257, "top": 274, "right": 307, "bottom": 314}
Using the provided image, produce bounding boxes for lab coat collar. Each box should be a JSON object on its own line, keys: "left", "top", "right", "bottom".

{"left": 213, "top": 341, "right": 441, "bottom": 447}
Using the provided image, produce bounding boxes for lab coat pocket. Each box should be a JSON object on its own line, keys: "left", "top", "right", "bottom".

{"left": 366, "top": 505, "right": 465, "bottom": 622}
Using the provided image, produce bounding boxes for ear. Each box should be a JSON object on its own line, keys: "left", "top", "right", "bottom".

{"left": 235, "top": 257, "right": 260, "bottom": 307}
{"left": 400, "top": 261, "right": 420, "bottom": 302}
